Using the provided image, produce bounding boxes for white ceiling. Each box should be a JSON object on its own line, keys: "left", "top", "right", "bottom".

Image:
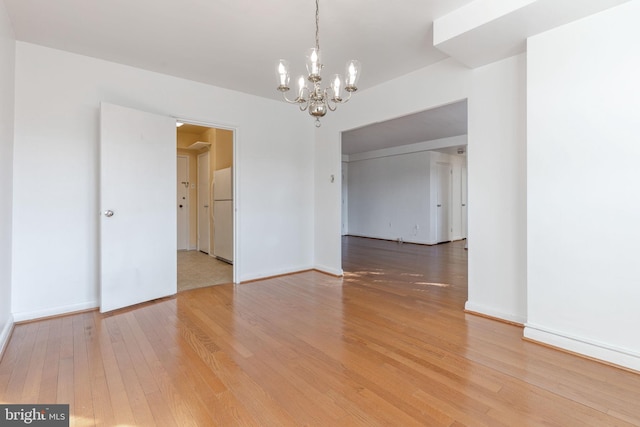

{"left": 177, "top": 124, "right": 211, "bottom": 136}
{"left": 342, "top": 100, "right": 467, "bottom": 155}
{"left": 3, "top": 0, "right": 475, "bottom": 101}
{"left": 4, "top": 0, "right": 478, "bottom": 152}
{"left": 6, "top": 0, "right": 621, "bottom": 153}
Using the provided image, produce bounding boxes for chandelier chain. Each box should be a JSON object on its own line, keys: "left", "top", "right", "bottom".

{"left": 315, "top": 0, "right": 320, "bottom": 51}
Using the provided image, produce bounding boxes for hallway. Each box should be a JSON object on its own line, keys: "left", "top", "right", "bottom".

{"left": 177, "top": 250, "right": 232, "bottom": 292}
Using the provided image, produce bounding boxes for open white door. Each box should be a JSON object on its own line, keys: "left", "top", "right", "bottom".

{"left": 100, "top": 102, "right": 177, "bottom": 313}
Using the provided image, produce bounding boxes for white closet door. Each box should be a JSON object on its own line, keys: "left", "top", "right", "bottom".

{"left": 435, "top": 162, "right": 452, "bottom": 243}
{"left": 197, "top": 152, "right": 210, "bottom": 254}
{"left": 177, "top": 155, "right": 189, "bottom": 250}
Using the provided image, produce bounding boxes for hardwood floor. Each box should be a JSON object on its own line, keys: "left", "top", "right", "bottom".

{"left": 1, "top": 236, "right": 639, "bottom": 426}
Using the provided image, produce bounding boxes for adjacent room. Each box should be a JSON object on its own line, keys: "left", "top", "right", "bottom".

{"left": 176, "top": 123, "right": 234, "bottom": 291}
{"left": 341, "top": 101, "right": 468, "bottom": 243}
{"left": 341, "top": 101, "right": 469, "bottom": 298}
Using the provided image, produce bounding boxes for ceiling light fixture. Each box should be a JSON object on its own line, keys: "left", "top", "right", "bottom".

{"left": 276, "top": 0, "right": 361, "bottom": 127}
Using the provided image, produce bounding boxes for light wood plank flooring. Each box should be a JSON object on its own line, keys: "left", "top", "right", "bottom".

{"left": 1, "top": 236, "right": 639, "bottom": 426}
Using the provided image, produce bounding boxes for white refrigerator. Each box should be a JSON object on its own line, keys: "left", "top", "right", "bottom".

{"left": 213, "top": 167, "right": 233, "bottom": 263}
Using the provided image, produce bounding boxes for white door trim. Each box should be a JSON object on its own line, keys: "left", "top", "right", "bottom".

{"left": 175, "top": 119, "right": 238, "bottom": 284}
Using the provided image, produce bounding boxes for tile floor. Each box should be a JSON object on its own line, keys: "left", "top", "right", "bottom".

{"left": 177, "top": 250, "right": 233, "bottom": 292}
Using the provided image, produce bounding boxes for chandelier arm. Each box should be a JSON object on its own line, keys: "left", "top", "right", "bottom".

{"left": 338, "top": 91, "right": 354, "bottom": 104}
{"left": 299, "top": 100, "right": 310, "bottom": 112}
{"left": 282, "top": 85, "right": 313, "bottom": 104}
{"left": 281, "top": 93, "right": 302, "bottom": 104}
{"left": 325, "top": 89, "right": 338, "bottom": 111}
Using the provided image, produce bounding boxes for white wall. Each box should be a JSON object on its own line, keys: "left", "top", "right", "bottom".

{"left": 347, "top": 150, "right": 432, "bottom": 244}
{"left": 12, "top": 42, "right": 314, "bottom": 320}
{"left": 314, "top": 56, "right": 527, "bottom": 323}
{"left": 341, "top": 161, "right": 348, "bottom": 235}
{"left": 344, "top": 138, "right": 467, "bottom": 245}
{"left": 525, "top": 2, "right": 640, "bottom": 370}
{"left": 0, "top": 0, "right": 15, "bottom": 353}
{"left": 466, "top": 54, "right": 527, "bottom": 323}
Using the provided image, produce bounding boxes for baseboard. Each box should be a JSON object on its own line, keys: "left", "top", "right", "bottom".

{"left": 464, "top": 301, "right": 527, "bottom": 325}
{"left": 314, "top": 265, "right": 344, "bottom": 277}
{"left": 524, "top": 323, "right": 640, "bottom": 372}
{"left": 239, "top": 265, "right": 315, "bottom": 283}
{"left": 345, "top": 234, "right": 435, "bottom": 246}
{"left": 0, "top": 314, "right": 14, "bottom": 361}
{"left": 464, "top": 309, "right": 524, "bottom": 327}
{"left": 12, "top": 301, "right": 99, "bottom": 323}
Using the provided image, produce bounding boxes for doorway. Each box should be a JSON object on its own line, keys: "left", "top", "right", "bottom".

{"left": 435, "top": 162, "right": 452, "bottom": 243}
{"left": 339, "top": 100, "right": 468, "bottom": 293}
{"left": 176, "top": 123, "right": 234, "bottom": 291}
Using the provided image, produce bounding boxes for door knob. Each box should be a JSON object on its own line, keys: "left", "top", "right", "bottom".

{"left": 104, "top": 210, "right": 114, "bottom": 217}
{"left": 179, "top": 205, "right": 183, "bottom": 208}
{"left": 437, "top": 204, "right": 442, "bottom": 207}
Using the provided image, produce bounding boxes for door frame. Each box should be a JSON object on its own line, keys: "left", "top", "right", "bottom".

{"left": 178, "top": 119, "right": 238, "bottom": 284}
{"left": 461, "top": 162, "right": 468, "bottom": 240}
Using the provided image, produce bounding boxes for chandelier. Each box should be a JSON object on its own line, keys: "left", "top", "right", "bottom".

{"left": 276, "top": 0, "right": 361, "bottom": 127}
